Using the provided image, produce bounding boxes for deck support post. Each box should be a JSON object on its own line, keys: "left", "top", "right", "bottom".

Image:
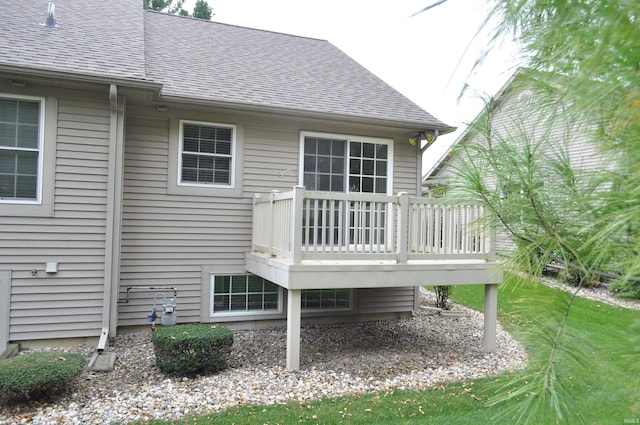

{"left": 482, "top": 283, "right": 498, "bottom": 352}
{"left": 286, "top": 289, "right": 302, "bottom": 371}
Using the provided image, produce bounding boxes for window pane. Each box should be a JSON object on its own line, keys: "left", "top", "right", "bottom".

{"left": 0, "top": 151, "right": 16, "bottom": 173}
{"left": 363, "top": 159, "right": 374, "bottom": 176}
{"left": 215, "top": 140, "right": 231, "bottom": 155}
{"left": 304, "top": 137, "right": 317, "bottom": 153}
{"left": 199, "top": 169, "right": 213, "bottom": 183}
{"left": 18, "top": 102, "right": 39, "bottom": 125}
{"left": 350, "top": 158, "right": 360, "bottom": 175}
{"left": 331, "top": 157, "right": 344, "bottom": 173}
{"left": 16, "top": 175, "right": 37, "bottom": 198}
{"left": 375, "top": 177, "right": 387, "bottom": 194}
{"left": 317, "top": 156, "right": 330, "bottom": 173}
{"left": 361, "top": 177, "right": 374, "bottom": 192}
{"left": 349, "top": 176, "right": 359, "bottom": 192}
{"left": 376, "top": 144, "right": 388, "bottom": 159}
{"left": 231, "top": 277, "right": 247, "bottom": 294}
{"left": 17, "top": 151, "right": 38, "bottom": 174}
{"left": 199, "top": 138, "right": 215, "bottom": 154}
{"left": 318, "top": 174, "right": 330, "bottom": 191}
{"left": 0, "top": 124, "right": 16, "bottom": 148}
{"left": 263, "top": 293, "right": 278, "bottom": 309}
{"left": 230, "top": 294, "right": 246, "bottom": 311}
{"left": 362, "top": 143, "right": 375, "bottom": 158}
{"left": 264, "top": 281, "right": 279, "bottom": 292}
{"left": 331, "top": 175, "right": 344, "bottom": 192}
{"left": 376, "top": 160, "right": 387, "bottom": 177}
{"left": 213, "top": 294, "right": 229, "bottom": 311}
{"left": 317, "top": 139, "right": 331, "bottom": 155}
{"left": 248, "top": 293, "right": 263, "bottom": 309}
{"left": 0, "top": 175, "right": 15, "bottom": 198}
{"left": 247, "top": 275, "right": 264, "bottom": 292}
{"left": 214, "top": 276, "right": 230, "bottom": 293}
{"left": 303, "top": 172, "right": 316, "bottom": 190}
{"left": 331, "top": 140, "right": 345, "bottom": 155}
{"left": 0, "top": 99, "right": 17, "bottom": 121}
{"left": 304, "top": 155, "right": 316, "bottom": 173}
{"left": 350, "top": 142, "right": 361, "bottom": 157}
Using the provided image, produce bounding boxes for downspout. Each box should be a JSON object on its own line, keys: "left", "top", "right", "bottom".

{"left": 99, "top": 84, "right": 124, "bottom": 351}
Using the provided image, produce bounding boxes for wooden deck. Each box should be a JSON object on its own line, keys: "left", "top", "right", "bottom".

{"left": 247, "top": 186, "right": 501, "bottom": 370}
{"left": 247, "top": 186, "right": 501, "bottom": 290}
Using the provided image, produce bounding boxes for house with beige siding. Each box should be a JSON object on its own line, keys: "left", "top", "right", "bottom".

{"left": 0, "top": 0, "right": 501, "bottom": 370}
{"left": 423, "top": 68, "right": 614, "bottom": 255}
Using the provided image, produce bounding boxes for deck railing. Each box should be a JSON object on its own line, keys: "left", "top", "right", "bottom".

{"left": 252, "top": 186, "right": 495, "bottom": 263}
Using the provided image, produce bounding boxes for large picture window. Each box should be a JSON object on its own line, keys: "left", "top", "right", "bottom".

{"left": 179, "top": 121, "right": 235, "bottom": 187}
{"left": 0, "top": 96, "right": 43, "bottom": 203}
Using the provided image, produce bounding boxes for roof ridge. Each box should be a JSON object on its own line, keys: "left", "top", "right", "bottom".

{"left": 143, "top": 9, "right": 329, "bottom": 43}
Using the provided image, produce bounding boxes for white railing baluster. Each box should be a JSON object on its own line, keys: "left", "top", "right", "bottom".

{"left": 250, "top": 187, "right": 495, "bottom": 262}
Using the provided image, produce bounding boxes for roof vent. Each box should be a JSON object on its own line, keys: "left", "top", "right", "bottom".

{"left": 40, "top": 0, "right": 59, "bottom": 28}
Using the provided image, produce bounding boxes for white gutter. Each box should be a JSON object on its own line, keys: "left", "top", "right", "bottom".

{"left": 99, "top": 84, "right": 124, "bottom": 351}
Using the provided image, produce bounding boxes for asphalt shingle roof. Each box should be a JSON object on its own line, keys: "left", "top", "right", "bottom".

{"left": 0, "top": 0, "right": 146, "bottom": 81}
{"left": 0, "top": 0, "right": 452, "bottom": 130}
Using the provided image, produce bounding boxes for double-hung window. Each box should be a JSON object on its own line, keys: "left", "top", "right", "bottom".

{"left": 179, "top": 121, "right": 235, "bottom": 187}
{"left": 0, "top": 96, "right": 44, "bottom": 203}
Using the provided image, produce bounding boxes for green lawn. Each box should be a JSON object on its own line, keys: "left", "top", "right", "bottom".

{"left": 148, "top": 277, "right": 640, "bottom": 425}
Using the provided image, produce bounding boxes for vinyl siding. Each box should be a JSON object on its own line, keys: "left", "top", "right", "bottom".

{"left": 358, "top": 287, "right": 415, "bottom": 314}
{"left": 119, "top": 108, "right": 419, "bottom": 327}
{"left": 2, "top": 95, "right": 110, "bottom": 342}
{"left": 430, "top": 84, "right": 610, "bottom": 255}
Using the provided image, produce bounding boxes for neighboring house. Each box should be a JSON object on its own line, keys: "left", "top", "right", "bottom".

{"left": 0, "top": 0, "right": 501, "bottom": 370}
{"left": 423, "top": 68, "right": 613, "bottom": 255}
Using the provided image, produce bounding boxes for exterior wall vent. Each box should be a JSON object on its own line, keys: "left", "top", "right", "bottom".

{"left": 40, "top": 0, "right": 59, "bottom": 28}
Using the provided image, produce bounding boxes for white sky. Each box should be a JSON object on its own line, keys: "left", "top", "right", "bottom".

{"left": 182, "top": 0, "right": 522, "bottom": 171}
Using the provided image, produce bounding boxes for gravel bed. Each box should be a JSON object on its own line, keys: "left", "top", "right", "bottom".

{"left": 540, "top": 276, "right": 640, "bottom": 310}
{"left": 0, "top": 289, "right": 526, "bottom": 424}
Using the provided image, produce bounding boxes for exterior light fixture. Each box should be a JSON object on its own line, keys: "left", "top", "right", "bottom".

{"left": 409, "top": 130, "right": 439, "bottom": 146}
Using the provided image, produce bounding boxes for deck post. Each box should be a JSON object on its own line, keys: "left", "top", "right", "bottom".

{"left": 286, "top": 289, "right": 302, "bottom": 370}
{"left": 397, "top": 192, "right": 409, "bottom": 263}
{"left": 268, "top": 190, "right": 279, "bottom": 257}
{"left": 482, "top": 283, "right": 498, "bottom": 352}
{"left": 291, "top": 186, "right": 304, "bottom": 264}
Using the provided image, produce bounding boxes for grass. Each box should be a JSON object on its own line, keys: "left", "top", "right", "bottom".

{"left": 145, "top": 276, "right": 640, "bottom": 425}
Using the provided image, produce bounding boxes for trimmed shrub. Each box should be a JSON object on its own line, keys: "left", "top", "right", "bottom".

{"left": 152, "top": 323, "right": 233, "bottom": 376}
{"left": 0, "top": 351, "right": 86, "bottom": 404}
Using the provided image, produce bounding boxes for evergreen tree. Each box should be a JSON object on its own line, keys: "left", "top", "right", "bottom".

{"left": 419, "top": 0, "right": 640, "bottom": 422}
{"left": 192, "top": 0, "right": 213, "bottom": 20}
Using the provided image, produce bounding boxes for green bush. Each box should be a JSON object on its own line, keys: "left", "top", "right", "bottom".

{"left": 610, "top": 278, "right": 640, "bottom": 299}
{"left": 0, "top": 351, "right": 86, "bottom": 404}
{"left": 152, "top": 324, "right": 233, "bottom": 376}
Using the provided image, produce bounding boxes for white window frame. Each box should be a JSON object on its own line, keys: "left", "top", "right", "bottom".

{"left": 301, "top": 288, "right": 353, "bottom": 312}
{"left": 0, "top": 94, "right": 45, "bottom": 205}
{"left": 178, "top": 120, "right": 236, "bottom": 189}
{"left": 299, "top": 131, "right": 394, "bottom": 195}
{"left": 208, "top": 274, "right": 283, "bottom": 318}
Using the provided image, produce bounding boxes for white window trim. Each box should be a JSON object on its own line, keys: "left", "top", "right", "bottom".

{"left": 299, "top": 131, "right": 394, "bottom": 196}
{"left": 301, "top": 288, "right": 354, "bottom": 313}
{"left": 0, "top": 94, "right": 45, "bottom": 205}
{"left": 178, "top": 119, "right": 236, "bottom": 188}
{"left": 168, "top": 118, "right": 244, "bottom": 198}
{"left": 0, "top": 93, "right": 56, "bottom": 217}
{"left": 207, "top": 273, "right": 283, "bottom": 318}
